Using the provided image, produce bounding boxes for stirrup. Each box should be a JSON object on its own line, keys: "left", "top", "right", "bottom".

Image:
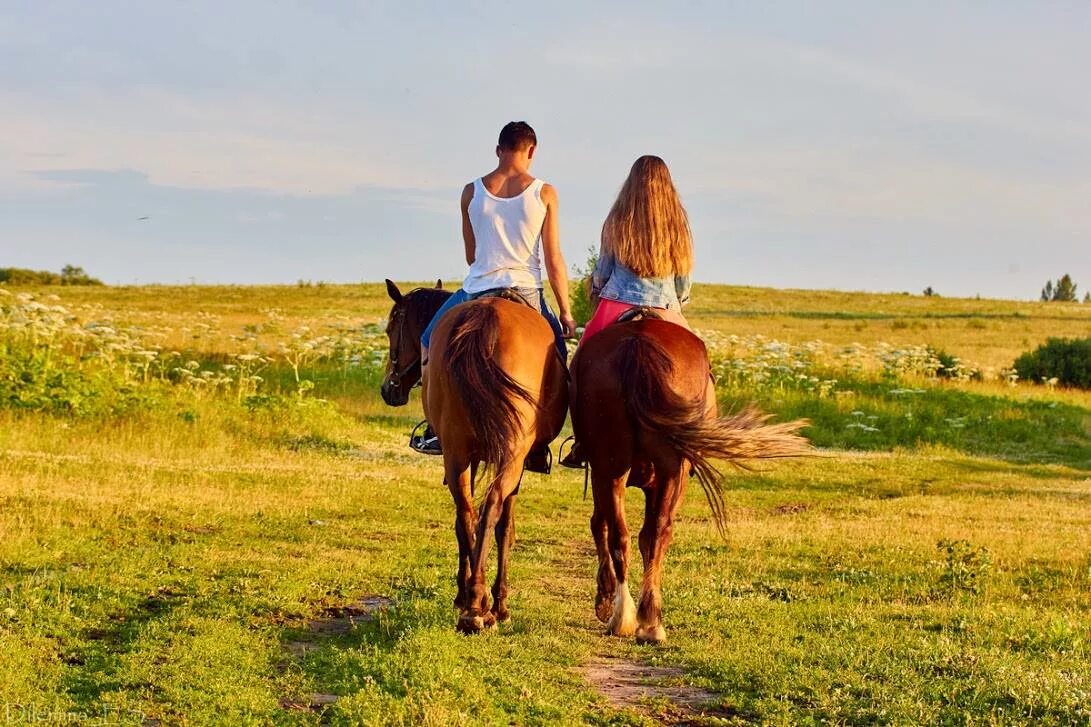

{"left": 558, "top": 436, "right": 586, "bottom": 470}
{"left": 524, "top": 444, "right": 552, "bottom": 475}
{"left": 409, "top": 419, "right": 442, "bottom": 455}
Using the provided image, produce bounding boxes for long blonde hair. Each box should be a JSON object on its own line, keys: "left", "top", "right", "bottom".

{"left": 601, "top": 155, "right": 693, "bottom": 278}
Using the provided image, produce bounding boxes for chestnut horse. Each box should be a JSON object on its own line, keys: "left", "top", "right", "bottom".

{"left": 571, "top": 318, "right": 808, "bottom": 644}
{"left": 382, "top": 280, "right": 568, "bottom": 633}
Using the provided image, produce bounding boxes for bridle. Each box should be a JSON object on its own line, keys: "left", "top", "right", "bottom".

{"left": 385, "top": 302, "right": 422, "bottom": 394}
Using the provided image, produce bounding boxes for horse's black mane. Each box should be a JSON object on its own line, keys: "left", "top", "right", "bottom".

{"left": 406, "top": 287, "right": 453, "bottom": 306}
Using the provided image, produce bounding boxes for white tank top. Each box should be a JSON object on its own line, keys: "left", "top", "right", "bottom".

{"left": 463, "top": 176, "right": 547, "bottom": 294}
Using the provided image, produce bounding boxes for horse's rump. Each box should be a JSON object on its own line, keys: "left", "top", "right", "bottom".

{"left": 426, "top": 297, "right": 567, "bottom": 475}
{"left": 573, "top": 320, "right": 809, "bottom": 533}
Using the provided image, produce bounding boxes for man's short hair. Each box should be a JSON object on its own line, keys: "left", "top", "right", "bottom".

{"left": 498, "top": 121, "right": 537, "bottom": 151}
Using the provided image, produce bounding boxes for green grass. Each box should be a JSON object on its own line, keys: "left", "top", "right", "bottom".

{"left": 723, "top": 372, "right": 1091, "bottom": 469}
{"left": 1, "top": 282, "right": 1089, "bottom": 725}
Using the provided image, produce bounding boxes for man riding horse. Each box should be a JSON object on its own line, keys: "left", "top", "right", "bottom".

{"left": 382, "top": 121, "right": 573, "bottom": 632}
{"left": 412, "top": 121, "right": 575, "bottom": 470}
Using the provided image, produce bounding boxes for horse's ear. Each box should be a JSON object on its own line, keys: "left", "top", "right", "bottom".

{"left": 435, "top": 279, "right": 443, "bottom": 289}
{"left": 385, "top": 279, "right": 403, "bottom": 303}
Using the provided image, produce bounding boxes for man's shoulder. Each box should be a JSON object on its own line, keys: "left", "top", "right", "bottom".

{"left": 539, "top": 181, "right": 557, "bottom": 203}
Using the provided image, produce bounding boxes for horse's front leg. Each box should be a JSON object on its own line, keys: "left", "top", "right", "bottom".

{"left": 446, "top": 458, "right": 476, "bottom": 611}
{"left": 490, "top": 487, "right": 518, "bottom": 623}
{"left": 635, "top": 460, "right": 687, "bottom": 645}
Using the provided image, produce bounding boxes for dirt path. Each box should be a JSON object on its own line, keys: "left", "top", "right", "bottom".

{"left": 280, "top": 595, "right": 393, "bottom": 712}
{"left": 581, "top": 655, "right": 729, "bottom": 725}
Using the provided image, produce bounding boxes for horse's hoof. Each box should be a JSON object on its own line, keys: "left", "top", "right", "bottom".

{"left": 457, "top": 614, "right": 487, "bottom": 634}
{"left": 492, "top": 608, "right": 511, "bottom": 624}
{"left": 635, "top": 624, "right": 667, "bottom": 645}
{"left": 605, "top": 586, "right": 637, "bottom": 637}
{"left": 606, "top": 615, "right": 637, "bottom": 638}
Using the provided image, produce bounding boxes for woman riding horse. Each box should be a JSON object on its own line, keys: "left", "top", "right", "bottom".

{"left": 569, "top": 156, "right": 810, "bottom": 643}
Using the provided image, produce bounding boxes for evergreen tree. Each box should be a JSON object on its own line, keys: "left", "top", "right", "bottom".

{"left": 1040, "top": 274, "right": 1078, "bottom": 302}
{"left": 1054, "top": 274, "right": 1078, "bottom": 302}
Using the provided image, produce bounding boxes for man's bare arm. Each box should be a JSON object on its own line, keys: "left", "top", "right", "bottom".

{"left": 461, "top": 183, "right": 475, "bottom": 265}
{"left": 539, "top": 184, "right": 575, "bottom": 337}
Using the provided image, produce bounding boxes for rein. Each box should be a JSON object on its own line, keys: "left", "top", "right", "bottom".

{"left": 386, "top": 299, "right": 423, "bottom": 392}
{"left": 386, "top": 287, "right": 450, "bottom": 392}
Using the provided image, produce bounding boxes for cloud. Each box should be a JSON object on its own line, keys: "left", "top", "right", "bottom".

{"left": 0, "top": 88, "right": 454, "bottom": 196}
{"left": 2, "top": 3, "right": 1088, "bottom": 297}
{"left": 2, "top": 168, "right": 463, "bottom": 282}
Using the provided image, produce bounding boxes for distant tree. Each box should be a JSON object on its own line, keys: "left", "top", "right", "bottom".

{"left": 1041, "top": 274, "right": 1077, "bottom": 302}
{"left": 1054, "top": 274, "right": 1078, "bottom": 301}
{"left": 1084, "top": 292, "right": 1091, "bottom": 304}
{"left": 923, "top": 286, "right": 938, "bottom": 297}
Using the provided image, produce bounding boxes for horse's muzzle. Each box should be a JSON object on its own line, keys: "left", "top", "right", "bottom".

{"left": 380, "top": 380, "right": 409, "bottom": 407}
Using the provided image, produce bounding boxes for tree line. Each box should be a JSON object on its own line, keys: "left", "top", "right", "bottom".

{"left": 0, "top": 265, "right": 103, "bottom": 286}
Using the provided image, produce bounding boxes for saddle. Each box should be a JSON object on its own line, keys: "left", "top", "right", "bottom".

{"left": 471, "top": 288, "right": 537, "bottom": 309}
{"left": 615, "top": 306, "right": 664, "bottom": 324}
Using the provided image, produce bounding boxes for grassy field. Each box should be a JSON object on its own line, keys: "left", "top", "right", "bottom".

{"left": 1, "top": 282, "right": 1089, "bottom": 725}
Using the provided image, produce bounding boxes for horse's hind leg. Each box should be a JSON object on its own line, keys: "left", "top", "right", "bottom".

{"left": 594, "top": 470, "right": 637, "bottom": 637}
{"left": 446, "top": 458, "right": 476, "bottom": 610}
{"left": 635, "top": 459, "right": 687, "bottom": 645}
{"left": 491, "top": 488, "right": 517, "bottom": 623}
{"left": 591, "top": 494, "right": 616, "bottom": 624}
{"left": 458, "top": 464, "right": 522, "bottom": 634}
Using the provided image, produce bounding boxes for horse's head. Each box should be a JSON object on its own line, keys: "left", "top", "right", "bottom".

{"left": 380, "top": 278, "right": 449, "bottom": 406}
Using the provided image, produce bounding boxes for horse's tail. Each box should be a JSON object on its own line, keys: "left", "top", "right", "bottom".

{"left": 615, "top": 332, "right": 810, "bottom": 537}
{"left": 445, "top": 302, "right": 537, "bottom": 474}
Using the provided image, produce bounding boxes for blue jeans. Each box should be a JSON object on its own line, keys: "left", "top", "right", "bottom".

{"left": 420, "top": 287, "right": 567, "bottom": 362}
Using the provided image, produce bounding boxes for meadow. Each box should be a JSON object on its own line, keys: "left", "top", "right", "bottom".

{"left": 1, "top": 282, "right": 1089, "bottom": 725}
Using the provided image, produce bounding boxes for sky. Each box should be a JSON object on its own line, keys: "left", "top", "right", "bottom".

{"left": 2, "top": 1, "right": 1089, "bottom": 299}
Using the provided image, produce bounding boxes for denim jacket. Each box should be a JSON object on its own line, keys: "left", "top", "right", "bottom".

{"left": 591, "top": 249, "right": 692, "bottom": 310}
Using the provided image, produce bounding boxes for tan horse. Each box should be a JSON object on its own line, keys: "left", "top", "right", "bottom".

{"left": 571, "top": 318, "right": 809, "bottom": 644}
{"left": 423, "top": 295, "right": 568, "bottom": 633}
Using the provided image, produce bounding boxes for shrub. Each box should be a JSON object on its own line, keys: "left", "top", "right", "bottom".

{"left": 1013, "top": 337, "right": 1091, "bottom": 389}
{"left": 568, "top": 246, "right": 599, "bottom": 328}
{"left": 928, "top": 347, "right": 959, "bottom": 378}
